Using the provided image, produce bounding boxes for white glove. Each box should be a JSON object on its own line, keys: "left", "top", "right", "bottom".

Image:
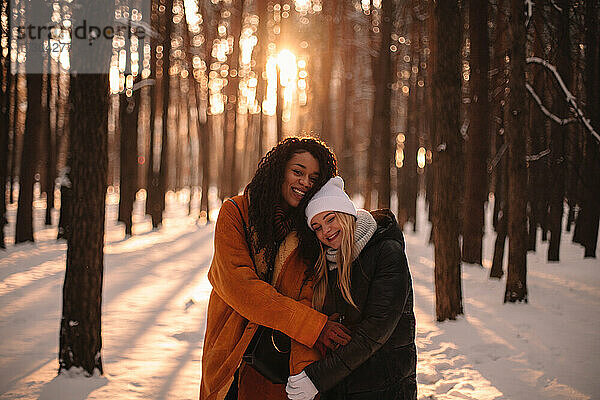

{"left": 286, "top": 370, "right": 318, "bottom": 400}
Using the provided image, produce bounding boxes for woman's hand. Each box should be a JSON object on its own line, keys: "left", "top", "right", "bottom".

{"left": 328, "top": 312, "right": 343, "bottom": 322}
{"left": 286, "top": 371, "right": 318, "bottom": 400}
{"left": 316, "top": 320, "right": 351, "bottom": 349}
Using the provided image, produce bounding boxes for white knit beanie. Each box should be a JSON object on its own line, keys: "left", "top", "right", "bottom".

{"left": 305, "top": 176, "right": 357, "bottom": 229}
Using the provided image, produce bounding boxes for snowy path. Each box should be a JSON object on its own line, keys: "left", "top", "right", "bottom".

{"left": 0, "top": 197, "right": 598, "bottom": 399}
{"left": 1, "top": 197, "right": 216, "bottom": 400}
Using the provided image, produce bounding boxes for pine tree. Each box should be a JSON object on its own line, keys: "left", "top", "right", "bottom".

{"left": 504, "top": 0, "right": 528, "bottom": 303}
{"left": 0, "top": 0, "right": 11, "bottom": 249}
{"left": 370, "top": 0, "right": 395, "bottom": 209}
{"left": 432, "top": 0, "right": 463, "bottom": 321}
{"left": 118, "top": 19, "right": 140, "bottom": 236}
{"left": 462, "top": 0, "right": 490, "bottom": 265}
{"left": 59, "top": 0, "right": 111, "bottom": 375}
{"left": 15, "top": 20, "right": 43, "bottom": 244}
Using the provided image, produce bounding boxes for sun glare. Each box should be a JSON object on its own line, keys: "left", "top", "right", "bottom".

{"left": 277, "top": 49, "right": 297, "bottom": 87}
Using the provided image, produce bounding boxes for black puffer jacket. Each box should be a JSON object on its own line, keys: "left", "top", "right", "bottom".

{"left": 304, "top": 209, "right": 417, "bottom": 400}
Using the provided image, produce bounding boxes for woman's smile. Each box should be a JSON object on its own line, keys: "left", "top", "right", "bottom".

{"left": 325, "top": 230, "right": 339, "bottom": 242}
{"left": 323, "top": 229, "right": 341, "bottom": 249}
{"left": 291, "top": 186, "right": 307, "bottom": 200}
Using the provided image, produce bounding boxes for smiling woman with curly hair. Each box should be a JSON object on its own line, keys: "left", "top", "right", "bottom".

{"left": 247, "top": 137, "right": 339, "bottom": 279}
{"left": 200, "top": 137, "right": 351, "bottom": 400}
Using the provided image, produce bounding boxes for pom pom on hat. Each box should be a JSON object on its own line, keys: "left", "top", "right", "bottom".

{"left": 305, "top": 176, "right": 357, "bottom": 229}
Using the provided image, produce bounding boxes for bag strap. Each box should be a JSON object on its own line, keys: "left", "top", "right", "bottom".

{"left": 227, "top": 198, "right": 258, "bottom": 273}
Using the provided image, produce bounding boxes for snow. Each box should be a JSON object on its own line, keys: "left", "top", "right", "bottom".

{"left": 0, "top": 193, "right": 598, "bottom": 399}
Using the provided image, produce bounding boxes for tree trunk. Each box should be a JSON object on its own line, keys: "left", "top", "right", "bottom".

{"left": 575, "top": 0, "right": 600, "bottom": 258}
{"left": 158, "top": 0, "right": 173, "bottom": 222}
{"left": 491, "top": 210, "right": 507, "bottom": 279}
{"left": 222, "top": 0, "right": 241, "bottom": 198}
{"left": 318, "top": 1, "right": 335, "bottom": 143}
{"left": 547, "top": 0, "right": 571, "bottom": 262}
{"left": 8, "top": 3, "right": 22, "bottom": 208}
{"left": 15, "top": 72, "right": 42, "bottom": 244}
{"left": 0, "top": 0, "right": 11, "bottom": 248}
{"left": 174, "top": 79, "right": 181, "bottom": 192}
{"left": 59, "top": 0, "right": 111, "bottom": 373}
{"left": 398, "top": 10, "right": 419, "bottom": 230}
{"left": 146, "top": 0, "right": 159, "bottom": 227}
{"left": 504, "top": 0, "right": 528, "bottom": 303}
{"left": 57, "top": 115, "right": 72, "bottom": 241}
{"left": 57, "top": 167, "right": 73, "bottom": 240}
{"left": 526, "top": 67, "right": 546, "bottom": 253}
{"left": 181, "top": 19, "right": 196, "bottom": 215}
{"left": 276, "top": 67, "right": 283, "bottom": 143}
{"left": 36, "top": 49, "right": 53, "bottom": 226}
{"left": 339, "top": 1, "right": 356, "bottom": 195}
{"left": 462, "top": 0, "right": 489, "bottom": 265}
{"left": 118, "top": 80, "right": 140, "bottom": 236}
{"left": 60, "top": 73, "right": 108, "bottom": 375}
{"left": 370, "top": 0, "right": 394, "bottom": 209}
{"left": 197, "top": 0, "right": 218, "bottom": 222}
{"left": 8, "top": 60, "right": 19, "bottom": 206}
{"left": 432, "top": 0, "right": 463, "bottom": 321}
{"left": 44, "top": 61, "right": 56, "bottom": 227}
{"left": 254, "top": 0, "right": 268, "bottom": 159}
{"left": 146, "top": 0, "right": 172, "bottom": 228}
{"left": 490, "top": 146, "right": 507, "bottom": 279}
{"left": 489, "top": 0, "right": 508, "bottom": 274}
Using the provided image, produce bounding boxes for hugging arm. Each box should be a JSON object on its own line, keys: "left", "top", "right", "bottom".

{"left": 208, "top": 200, "right": 327, "bottom": 347}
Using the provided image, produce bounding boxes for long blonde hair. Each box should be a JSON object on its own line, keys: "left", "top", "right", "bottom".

{"left": 312, "top": 212, "right": 358, "bottom": 311}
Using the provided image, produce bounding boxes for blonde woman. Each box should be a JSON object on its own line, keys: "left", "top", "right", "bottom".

{"left": 286, "top": 176, "right": 417, "bottom": 400}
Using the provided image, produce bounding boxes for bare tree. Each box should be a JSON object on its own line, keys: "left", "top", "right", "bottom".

{"left": 0, "top": 0, "right": 11, "bottom": 248}
{"left": 462, "top": 0, "right": 490, "bottom": 265}
{"left": 146, "top": 0, "right": 161, "bottom": 227}
{"left": 318, "top": 1, "right": 335, "bottom": 144}
{"left": 489, "top": 0, "right": 509, "bottom": 279}
{"left": 547, "top": 0, "right": 571, "bottom": 262}
{"left": 15, "top": 0, "right": 42, "bottom": 244}
{"left": 253, "top": 0, "right": 268, "bottom": 159}
{"left": 196, "top": 0, "right": 218, "bottom": 222}
{"left": 146, "top": 0, "right": 173, "bottom": 228}
{"left": 118, "top": 13, "right": 140, "bottom": 236}
{"left": 370, "top": 0, "right": 395, "bottom": 209}
{"left": 221, "top": 0, "right": 242, "bottom": 198}
{"left": 59, "top": 0, "right": 111, "bottom": 374}
{"left": 398, "top": 5, "right": 419, "bottom": 231}
{"left": 574, "top": 0, "right": 599, "bottom": 258}
{"left": 432, "top": 0, "right": 463, "bottom": 321}
{"left": 504, "top": 0, "right": 528, "bottom": 303}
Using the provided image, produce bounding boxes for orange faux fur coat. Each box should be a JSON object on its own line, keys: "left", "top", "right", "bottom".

{"left": 199, "top": 194, "right": 325, "bottom": 400}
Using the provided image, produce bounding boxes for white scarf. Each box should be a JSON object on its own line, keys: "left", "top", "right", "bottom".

{"left": 326, "top": 209, "right": 377, "bottom": 270}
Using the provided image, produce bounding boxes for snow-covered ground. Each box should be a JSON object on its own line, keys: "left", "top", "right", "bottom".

{"left": 0, "top": 191, "right": 598, "bottom": 400}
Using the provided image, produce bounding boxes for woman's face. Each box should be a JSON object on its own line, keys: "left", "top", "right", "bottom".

{"left": 281, "top": 151, "right": 320, "bottom": 208}
{"left": 310, "top": 211, "right": 343, "bottom": 250}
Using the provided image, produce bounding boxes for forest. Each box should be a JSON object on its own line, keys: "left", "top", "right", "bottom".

{"left": 0, "top": 0, "right": 598, "bottom": 382}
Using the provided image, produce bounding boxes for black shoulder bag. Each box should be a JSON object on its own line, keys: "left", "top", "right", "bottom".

{"left": 228, "top": 199, "right": 291, "bottom": 384}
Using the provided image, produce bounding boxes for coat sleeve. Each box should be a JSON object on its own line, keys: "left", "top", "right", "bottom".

{"left": 304, "top": 240, "right": 412, "bottom": 392}
{"left": 207, "top": 200, "right": 327, "bottom": 348}
{"left": 289, "top": 278, "right": 323, "bottom": 375}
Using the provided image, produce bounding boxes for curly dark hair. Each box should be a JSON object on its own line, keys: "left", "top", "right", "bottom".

{"left": 247, "top": 137, "right": 337, "bottom": 273}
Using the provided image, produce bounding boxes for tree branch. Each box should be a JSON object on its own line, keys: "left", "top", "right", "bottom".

{"left": 525, "top": 148, "right": 551, "bottom": 161}
{"left": 527, "top": 56, "right": 600, "bottom": 143}
{"left": 525, "top": 83, "right": 575, "bottom": 125}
